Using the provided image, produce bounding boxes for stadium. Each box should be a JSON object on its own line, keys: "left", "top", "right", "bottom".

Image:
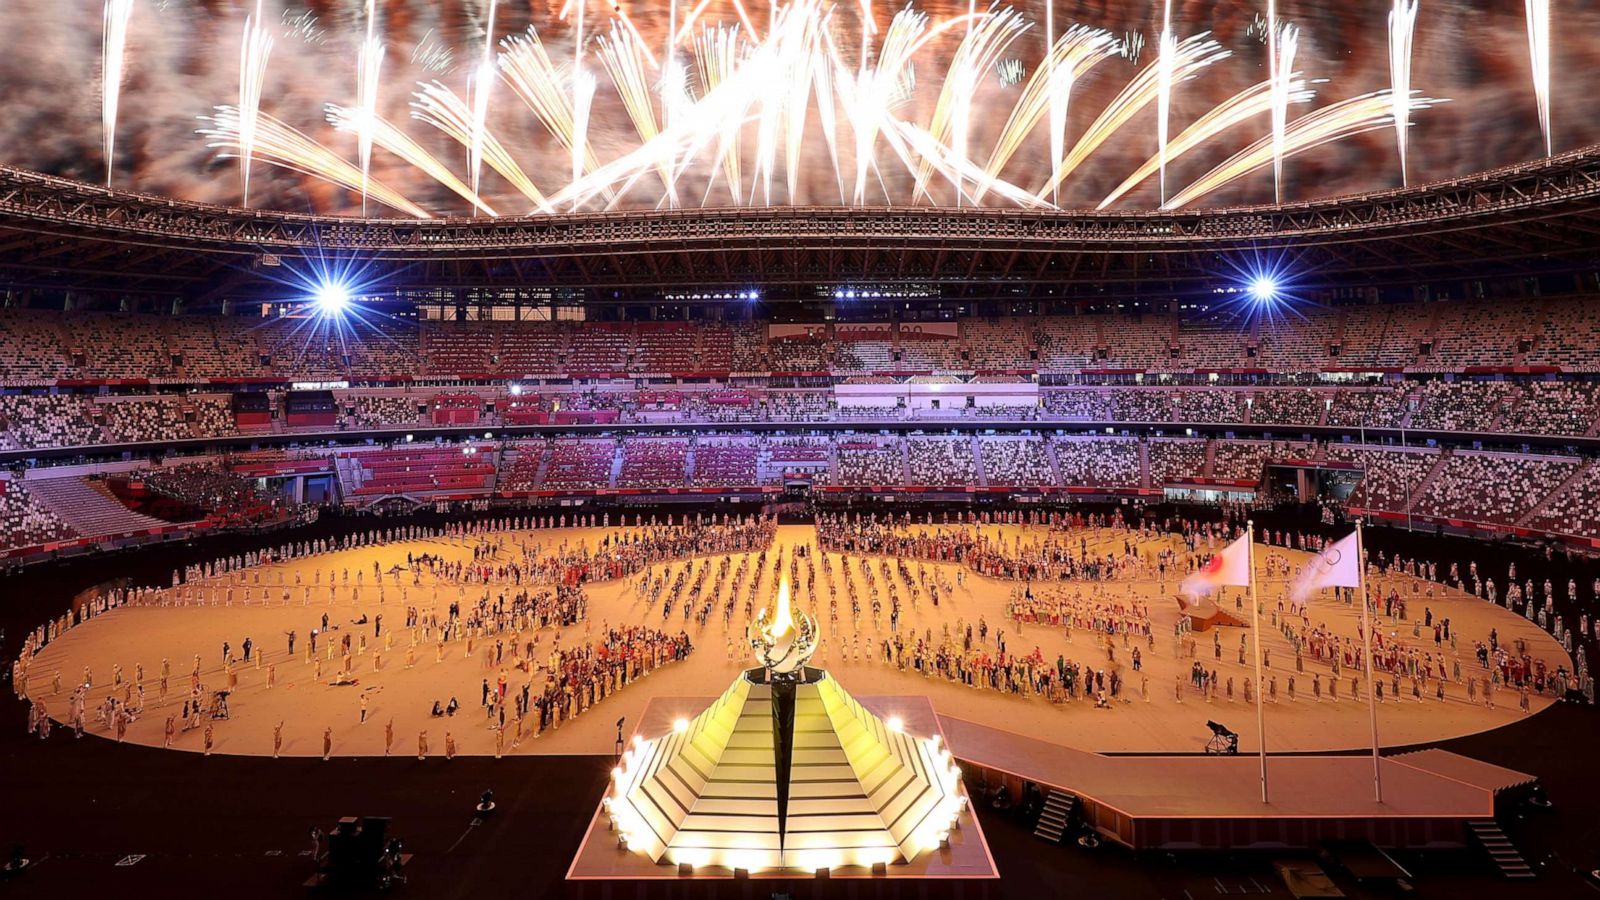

{"left": 2, "top": 0, "right": 1600, "bottom": 897}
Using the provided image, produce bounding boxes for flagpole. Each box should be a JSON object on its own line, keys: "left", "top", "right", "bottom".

{"left": 1247, "top": 519, "right": 1269, "bottom": 803}
{"left": 1356, "top": 519, "right": 1383, "bottom": 803}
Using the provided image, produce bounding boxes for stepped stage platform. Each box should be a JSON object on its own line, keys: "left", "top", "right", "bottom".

{"left": 939, "top": 715, "right": 1536, "bottom": 851}
{"left": 567, "top": 693, "right": 999, "bottom": 882}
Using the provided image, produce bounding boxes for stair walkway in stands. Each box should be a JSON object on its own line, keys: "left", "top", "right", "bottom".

{"left": 26, "top": 476, "right": 173, "bottom": 538}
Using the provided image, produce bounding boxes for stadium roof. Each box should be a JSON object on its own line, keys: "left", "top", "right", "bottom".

{"left": 2, "top": 146, "right": 1600, "bottom": 303}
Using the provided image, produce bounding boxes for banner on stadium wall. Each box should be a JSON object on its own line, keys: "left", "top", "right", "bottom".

{"left": 767, "top": 324, "right": 828, "bottom": 342}
{"left": 834, "top": 322, "right": 893, "bottom": 342}
{"left": 898, "top": 322, "right": 959, "bottom": 341}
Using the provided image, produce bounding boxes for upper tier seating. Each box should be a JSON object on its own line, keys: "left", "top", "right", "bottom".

{"left": 1255, "top": 308, "right": 1338, "bottom": 371}
{"left": 423, "top": 325, "right": 496, "bottom": 374}
{"left": 566, "top": 326, "right": 632, "bottom": 372}
{"left": 499, "top": 327, "right": 564, "bottom": 375}
{"left": 633, "top": 325, "right": 699, "bottom": 373}
{"left": 14, "top": 295, "right": 1600, "bottom": 386}
{"left": 1421, "top": 303, "right": 1524, "bottom": 372}
{"left": 963, "top": 319, "right": 1036, "bottom": 370}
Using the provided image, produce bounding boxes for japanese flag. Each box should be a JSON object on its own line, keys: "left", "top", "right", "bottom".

{"left": 1180, "top": 532, "right": 1252, "bottom": 597}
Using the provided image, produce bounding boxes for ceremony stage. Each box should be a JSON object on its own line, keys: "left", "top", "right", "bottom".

{"left": 940, "top": 715, "right": 1537, "bottom": 851}
{"left": 567, "top": 694, "right": 1000, "bottom": 883}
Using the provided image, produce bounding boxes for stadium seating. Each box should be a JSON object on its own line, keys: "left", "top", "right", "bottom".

{"left": 836, "top": 439, "right": 904, "bottom": 486}
{"left": 350, "top": 394, "right": 421, "bottom": 428}
{"left": 11, "top": 295, "right": 1600, "bottom": 383}
{"left": 1524, "top": 463, "right": 1600, "bottom": 538}
{"left": 1413, "top": 451, "right": 1578, "bottom": 527}
{"left": 1148, "top": 439, "right": 1208, "bottom": 484}
{"left": 1249, "top": 388, "right": 1324, "bottom": 426}
{"left": 1211, "top": 440, "right": 1315, "bottom": 482}
{"left": 633, "top": 325, "right": 699, "bottom": 373}
{"left": 541, "top": 439, "right": 617, "bottom": 490}
{"left": 979, "top": 437, "right": 1055, "bottom": 487}
{"left": 1325, "top": 444, "right": 1441, "bottom": 514}
{"left": 1053, "top": 437, "right": 1141, "bottom": 487}
{"left": 1409, "top": 382, "right": 1517, "bottom": 432}
{"left": 23, "top": 476, "right": 171, "bottom": 536}
{"left": 617, "top": 438, "right": 689, "bottom": 489}
{"left": 0, "top": 479, "right": 77, "bottom": 550}
{"left": 907, "top": 437, "right": 976, "bottom": 485}
{"left": 691, "top": 439, "right": 760, "bottom": 487}
{"left": 346, "top": 447, "right": 495, "bottom": 496}
{"left": 11, "top": 299, "right": 1600, "bottom": 543}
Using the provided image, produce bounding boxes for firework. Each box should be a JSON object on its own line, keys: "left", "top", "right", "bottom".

{"left": 571, "top": 67, "right": 597, "bottom": 211}
{"left": 1043, "top": 0, "right": 1055, "bottom": 202}
{"left": 914, "top": 6, "right": 1030, "bottom": 205}
{"left": 1157, "top": 0, "right": 1176, "bottom": 206}
{"left": 835, "top": 7, "right": 924, "bottom": 205}
{"left": 410, "top": 82, "right": 552, "bottom": 212}
{"left": 1034, "top": 33, "right": 1230, "bottom": 202}
{"left": 237, "top": 0, "right": 274, "bottom": 206}
{"left": 102, "top": 0, "right": 135, "bottom": 188}
{"left": 326, "top": 104, "right": 498, "bottom": 215}
{"left": 499, "top": 29, "right": 610, "bottom": 199}
{"left": 1524, "top": 0, "right": 1552, "bottom": 156}
{"left": 356, "top": 0, "right": 384, "bottom": 214}
{"left": 978, "top": 25, "right": 1119, "bottom": 204}
{"left": 173, "top": 1, "right": 1461, "bottom": 217}
{"left": 1100, "top": 75, "right": 1313, "bottom": 208}
{"left": 469, "top": 0, "right": 499, "bottom": 205}
{"left": 1387, "top": 0, "right": 1419, "bottom": 185}
{"left": 596, "top": 25, "right": 674, "bottom": 204}
{"left": 1167, "top": 89, "right": 1442, "bottom": 208}
{"left": 200, "top": 106, "right": 427, "bottom": 218}
{"left": 1270, "top": 21, "right": 1298, "bottom": 201}
{"left": 693, "top": 24, "right": 749, "bottom": 205}
{"left": 570, "top": 0, "right": 585, "bottom": 209}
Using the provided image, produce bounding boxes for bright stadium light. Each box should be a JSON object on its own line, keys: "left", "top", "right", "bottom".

{"left": 1247, "top": 275, "right": 1280, "bottom": 304}
{"left": 313, "top": 280, "right": 353, "bottom": 316}
{"left": 1215, "top": 253, "right": 1302, "bottom": 325}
